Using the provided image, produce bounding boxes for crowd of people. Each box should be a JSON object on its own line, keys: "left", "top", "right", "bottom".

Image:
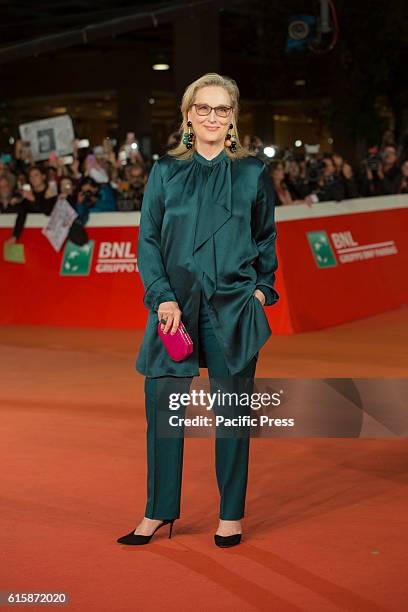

{"left": 1, "top": 133, "right": 148, "bottom": 245}
{"left": 1, "top": 128, "right": 408, "bottom": 246}
{"left": 267, "top": 145, "right": 408, "bottom": 206}
{"left": 246, "top": 130, "right": 408, "bottom": 206}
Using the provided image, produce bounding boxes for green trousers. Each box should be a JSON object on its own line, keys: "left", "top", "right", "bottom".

{"left": 144, "top": 289, "right": 258, "bottom": 520}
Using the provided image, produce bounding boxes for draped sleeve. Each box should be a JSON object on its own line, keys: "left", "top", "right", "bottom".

{"left": 137, "top": 160, "right": 178, "bottom": 311}
{"left": 251, "top": 164, "right": 280, "bottom": 306}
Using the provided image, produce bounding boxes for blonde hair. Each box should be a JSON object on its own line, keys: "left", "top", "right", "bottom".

{"left": 167, "top": 72, "right": 251, "bottom": 161}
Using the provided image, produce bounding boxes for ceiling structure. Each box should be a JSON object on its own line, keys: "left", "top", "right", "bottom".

{"left": 0, "top": 0, "right": 402, "bottom": 158}
{"left": 0, "top": 0, "right": 292, "bottom": 64}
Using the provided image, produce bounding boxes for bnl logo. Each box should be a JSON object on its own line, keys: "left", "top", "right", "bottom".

{"left": 60, "top": 240, "right": 94, "bottom": 276}
{"left": 306, "top": 231, "right": 337, "bottom": 268}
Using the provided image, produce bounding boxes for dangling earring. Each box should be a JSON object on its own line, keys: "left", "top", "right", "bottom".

{"left": 182, "top": 120, "right": 195, "bottom": 149}
{"left": 225, "top": 123, "right": 237, "bottom": 153}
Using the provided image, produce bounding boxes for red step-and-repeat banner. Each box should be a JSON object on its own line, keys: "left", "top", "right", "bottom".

{"left": 1, "top": 196, "right": 407, "bottom": 334}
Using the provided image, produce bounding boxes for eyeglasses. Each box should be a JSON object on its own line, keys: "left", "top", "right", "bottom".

{"left": 192, "top": 103, "right": 233, "bottom": 118}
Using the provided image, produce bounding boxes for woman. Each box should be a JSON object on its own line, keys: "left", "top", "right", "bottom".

{"left": 117, "top": 73, "right": 279, "bottom": 548}
{"left": 270, "top": 160, "right": 311, "bottom": 206}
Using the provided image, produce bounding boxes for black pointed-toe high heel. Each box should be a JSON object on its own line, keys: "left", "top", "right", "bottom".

{"left": 214, "top": 532, "right": 242, "bottom": 548}
{"left": 117, "top": 519, "right": 176, "bottom": 545}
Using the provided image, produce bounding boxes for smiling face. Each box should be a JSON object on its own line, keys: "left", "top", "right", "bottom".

{"left": 187, "top": 85, "right": 234, "bottom": 148}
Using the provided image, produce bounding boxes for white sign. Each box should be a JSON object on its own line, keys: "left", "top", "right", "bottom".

{"left": 19, "top": 115, "right": 75, "bottom": 161}
{"left": 42, "top": 197, "right": 78, "bottom": 252}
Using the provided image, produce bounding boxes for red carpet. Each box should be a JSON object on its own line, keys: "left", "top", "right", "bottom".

{"left": 1, "top": 308, "right": 407, "bottom": 611}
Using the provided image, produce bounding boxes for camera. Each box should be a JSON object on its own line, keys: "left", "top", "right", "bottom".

{"left": 78, "top": 175, "right": 100, "bottom": 208}
{"left": 305, "top": 159, "right": 325, "bottom": 183}
{"left": 365, "top": 147, "right": 380, "bottom": 172}
{"left": 304, "top": 144, "right": 324, "bottom": 184}
{"left": 81, "top": 190, "right": 98, "bottom": 207}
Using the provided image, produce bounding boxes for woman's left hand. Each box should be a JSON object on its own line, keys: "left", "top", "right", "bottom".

{"left": 253, "top": 289, "right": 266, "bottom": 306}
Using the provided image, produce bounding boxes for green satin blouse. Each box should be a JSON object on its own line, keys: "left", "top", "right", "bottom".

{"left": 135, "top": 147, "right": 279, "bottom": 377}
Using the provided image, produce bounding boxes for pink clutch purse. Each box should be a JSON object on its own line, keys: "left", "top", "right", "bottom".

{"left": 157, "top": 318, "right": 194, "bottom": 361}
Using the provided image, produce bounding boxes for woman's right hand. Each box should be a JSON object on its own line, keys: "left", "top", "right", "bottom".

{"left": 158, "top": 301, "right": 182, "bottom": 335}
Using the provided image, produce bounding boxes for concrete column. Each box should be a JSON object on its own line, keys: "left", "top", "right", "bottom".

{"left": 173, "top": 6, "right": 221, "bottom": 108}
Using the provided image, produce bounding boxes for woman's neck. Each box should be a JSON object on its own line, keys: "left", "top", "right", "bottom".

{"left": 195, "top": 141, "right": 225, "bottom": 161}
